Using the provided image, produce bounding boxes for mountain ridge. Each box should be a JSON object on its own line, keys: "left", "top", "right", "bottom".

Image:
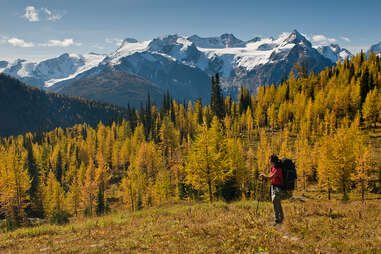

{"left": 1, "top": 30, "right": 370, "bottom": 106}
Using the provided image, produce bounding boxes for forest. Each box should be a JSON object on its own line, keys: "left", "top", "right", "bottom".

{"left": 0, "top": 74, "right": 132, "bottom": 136}
{"left": 0, "top": 52, "right": 380, "bottom": 228}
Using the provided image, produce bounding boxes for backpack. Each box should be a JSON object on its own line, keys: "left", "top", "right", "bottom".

{"left": 280, "top": 158, "right": 297, "bottom": 191}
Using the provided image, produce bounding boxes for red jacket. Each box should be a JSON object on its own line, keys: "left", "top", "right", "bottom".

{"left": 271, "top": 165, "right": 283, "bottom": 186}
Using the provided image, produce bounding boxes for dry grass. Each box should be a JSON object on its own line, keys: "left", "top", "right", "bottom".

{"left": 1, "top": 193, "right": 381, "bottom": 254}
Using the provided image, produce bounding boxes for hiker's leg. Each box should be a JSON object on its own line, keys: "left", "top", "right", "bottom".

{"left": 274, "top": 196, "right": 282, "bottom": 222}
{"left": 271, "top": 186, "right": 279, "bottom": 223}
{"left": 276, "top": 187, "right": 284, "bottom": 223}
{"left": 272, "top": 186, "right": 282, "bottom": 223}
{"left": 278, "top": 198, "right": 284, "bottom": 223}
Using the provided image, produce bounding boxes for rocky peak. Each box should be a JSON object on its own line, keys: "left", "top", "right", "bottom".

{"left": 148, "top": 34, "right": 183, "bottom": 51}
{"left": 282, "top": 29, "right": 311, "bottom": 47}
{"left": 219, "top": 33, "right": 244, "bottom": 47}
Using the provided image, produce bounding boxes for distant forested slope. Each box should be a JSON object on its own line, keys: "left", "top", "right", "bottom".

{"left": 0, "top": 74, "right": 131, "bottom": 136}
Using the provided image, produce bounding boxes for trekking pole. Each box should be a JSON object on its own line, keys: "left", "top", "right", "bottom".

{"left": 256, "top": 178, "right": 263, "bottom": 214}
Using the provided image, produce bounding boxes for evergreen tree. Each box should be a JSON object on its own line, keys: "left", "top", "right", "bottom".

{"left": 362, "top": 88, "right": 380, "bottom": 128}
{"left": 0, "top": 144, "right": 31, "bottom": 225}
{"left": 185, "top": 117, "right": 227, "bottom": 202}
{"left": 96, "top": 184, "right": 106, "bottom": 215}
{"left": 239, "top": 86, "right": 251, "bottom": 114}
{"left": 42, "top": 171, "right": 65, "bottom": 218}
{"left": 210, "top": 73, "right": 225, "bottom": 119}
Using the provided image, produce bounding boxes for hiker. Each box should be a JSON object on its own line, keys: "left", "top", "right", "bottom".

{"left": 260, "top": 154, "right": 284, "bottom": 226}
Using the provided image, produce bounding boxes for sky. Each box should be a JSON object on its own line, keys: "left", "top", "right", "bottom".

{"left": 1, "top": 0, "right": 380, "bottom": 61}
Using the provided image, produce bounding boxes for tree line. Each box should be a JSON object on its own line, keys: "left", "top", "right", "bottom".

{"left": 0, "top": 52, "right": 380, "bottom": 227}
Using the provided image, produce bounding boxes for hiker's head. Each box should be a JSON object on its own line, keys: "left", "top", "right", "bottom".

{"left": 269, "top": 154, "right": 280, "bottom": 167}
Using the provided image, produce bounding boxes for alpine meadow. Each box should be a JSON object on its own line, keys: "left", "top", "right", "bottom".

{"left": 1, "top": 1, "right": 381, "bottom": 253}
{"left": 0, "top": 52, "right": 380, "bottom": 253}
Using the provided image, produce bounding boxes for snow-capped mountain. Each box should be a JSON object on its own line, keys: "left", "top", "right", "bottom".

{"left": 0, "top": 53, "right": 106, "bottom": 88}
{"left": 103, "top": 30, "right": 338, "bottom": 81}
{"left": 367, "top": 42, "right": 381, "bottom": 55}
{"left": 69, "top": 30, "right": 338, "bottom": 100}
{"left": 316, "top": 44, "right": 353, "bottom": 63}
{"left": 1, "top": 30, "right": 357, "bottom": 106}
{"left": 187, "top": 33, "right": 246, "bottom": 48}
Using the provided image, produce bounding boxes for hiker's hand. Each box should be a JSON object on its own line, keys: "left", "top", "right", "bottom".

{"left": 259, "top": 173, "right": 266, "bottom": 179}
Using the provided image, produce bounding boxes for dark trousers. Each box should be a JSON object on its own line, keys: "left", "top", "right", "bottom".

{"left": 271, "top": 185, "right": 284, "bottom": 223}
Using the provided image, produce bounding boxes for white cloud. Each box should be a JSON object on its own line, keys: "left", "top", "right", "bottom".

{"left": 22, "top": 6, "right": 65, "bottom": 22}
{"left": 41, "top": 8, "right": 65, "bottom": 21}
{"left": 39, "top": 38, "right": 82, "bottom": 47}
{"left": 311, "top": 34, "right": 337, "bottom": 45}
{"left": 24, "top": 6, "right": 39, "bottom": 22}
{"left": 105, "top": 38, "right": 123, "bottom": 46}
{"left": 341, "top": 36, "right": 351, "bottom": 42}
{"left": 8, "top": 37, "right": 35, "bottom": 47}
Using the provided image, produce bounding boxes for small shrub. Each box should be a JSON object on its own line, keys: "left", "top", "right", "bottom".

{"left": 50, "top": 210, "right": 70, "bottom": 225}
{"left": 234, "top": 200, "right": 256, "bottom": 209}
{"left": 212, "top": 201, "right": 228, "bottom": 209}
{"left": 0, "top": 218, "right": 17, "bottom": 231}
{"left": 342, "top": 192, "right": 350, "bottom": 202}
{"left": 84, "top": 207, "right": 92, "bottom": 217}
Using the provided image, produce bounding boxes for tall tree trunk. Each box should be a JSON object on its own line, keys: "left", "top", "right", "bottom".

{"left": 361, "top": 180, "right": 365, "bottom": 202}
{"left": 208, "top": 180, "right": 213, "bottom": 203}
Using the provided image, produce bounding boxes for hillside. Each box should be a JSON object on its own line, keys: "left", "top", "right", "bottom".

{"left": 1, "top": 196, "right": 380, "bottom": 253}
{"left": 60, "top": 68, "right": 163, "bottom": 108}
{"left": 0, "top": 74, "right": 130, "bottom": 136}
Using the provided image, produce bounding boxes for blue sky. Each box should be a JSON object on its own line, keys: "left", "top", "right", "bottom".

{"left": 1, "top": 0, "right": 380, "bottom": 61}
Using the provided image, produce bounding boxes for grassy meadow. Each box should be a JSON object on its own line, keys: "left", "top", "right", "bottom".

{"left": 1, "top": 191, "right": 380, "bottom": 254}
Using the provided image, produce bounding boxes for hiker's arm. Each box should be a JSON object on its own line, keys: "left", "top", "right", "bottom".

{"left": 260, "top": 172, "right": 276, "bottom": 180}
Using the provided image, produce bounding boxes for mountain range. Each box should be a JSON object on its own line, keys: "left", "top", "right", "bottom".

{"left": 1, "top": 30, "right": 379, "bottom": 107}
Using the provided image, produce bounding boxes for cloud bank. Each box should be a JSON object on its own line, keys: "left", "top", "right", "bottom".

{"left": 312, "top": 34, "right": 337, "bottom": 45}
{"left": 8, "top": 37, "right": 35, "bottom": 48}
{"left": 24, "top": 6, "right": 39, "bottom": 22}
{"left": 6, "top": 37, "right": 82, "bottom": 48}
{"left": 23, "top": 6, "right": 65, "bottom": 22}
{"left": 39, "top": 38, "right": 82, "bottom": 47}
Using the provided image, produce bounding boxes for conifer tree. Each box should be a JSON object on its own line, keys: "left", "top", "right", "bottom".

{"left": 279, "top": 128, "right": 292, "bottom": 159}
{"left": 330, "top": 127, "right": 356, "bottom": 200}
{"left": 185, "top": 117, "right": 227, "bottom": 202}
{"left": 66, "top": 177, "right": 81, "bottom": 216}
{"left": 82, "top": 159, "right": 97, "bottom": 216}
{"left": 362, "top": 88, "right": 380, "bottom": 128}
{"left": 295, "top": 135, "right": 313, "bottom": 191}
{"left": 0, "top": 144, "right": 31, "bottom": 225}
{"left": 25, "top": 139, "right": 43, "bottom": 217}
{"left": 239, "top": 85, "right": 251, "bottom": 114}
{"left": 210, "top": 73, "right": 225, "bottom": 119}
{"left": 226, "top": 138, "right": 249, "bottom": 199}
{"left": 96, "top": 184, "right": 106, "bottom": 215}
{"left": 317, "top": 136, "right": 333, "bottom": 200}
{"left": 42, "top": 171, "right": 65, "bottom": 218}
{"left": 352, "top": 145, "right": 374, "bottom": 201}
